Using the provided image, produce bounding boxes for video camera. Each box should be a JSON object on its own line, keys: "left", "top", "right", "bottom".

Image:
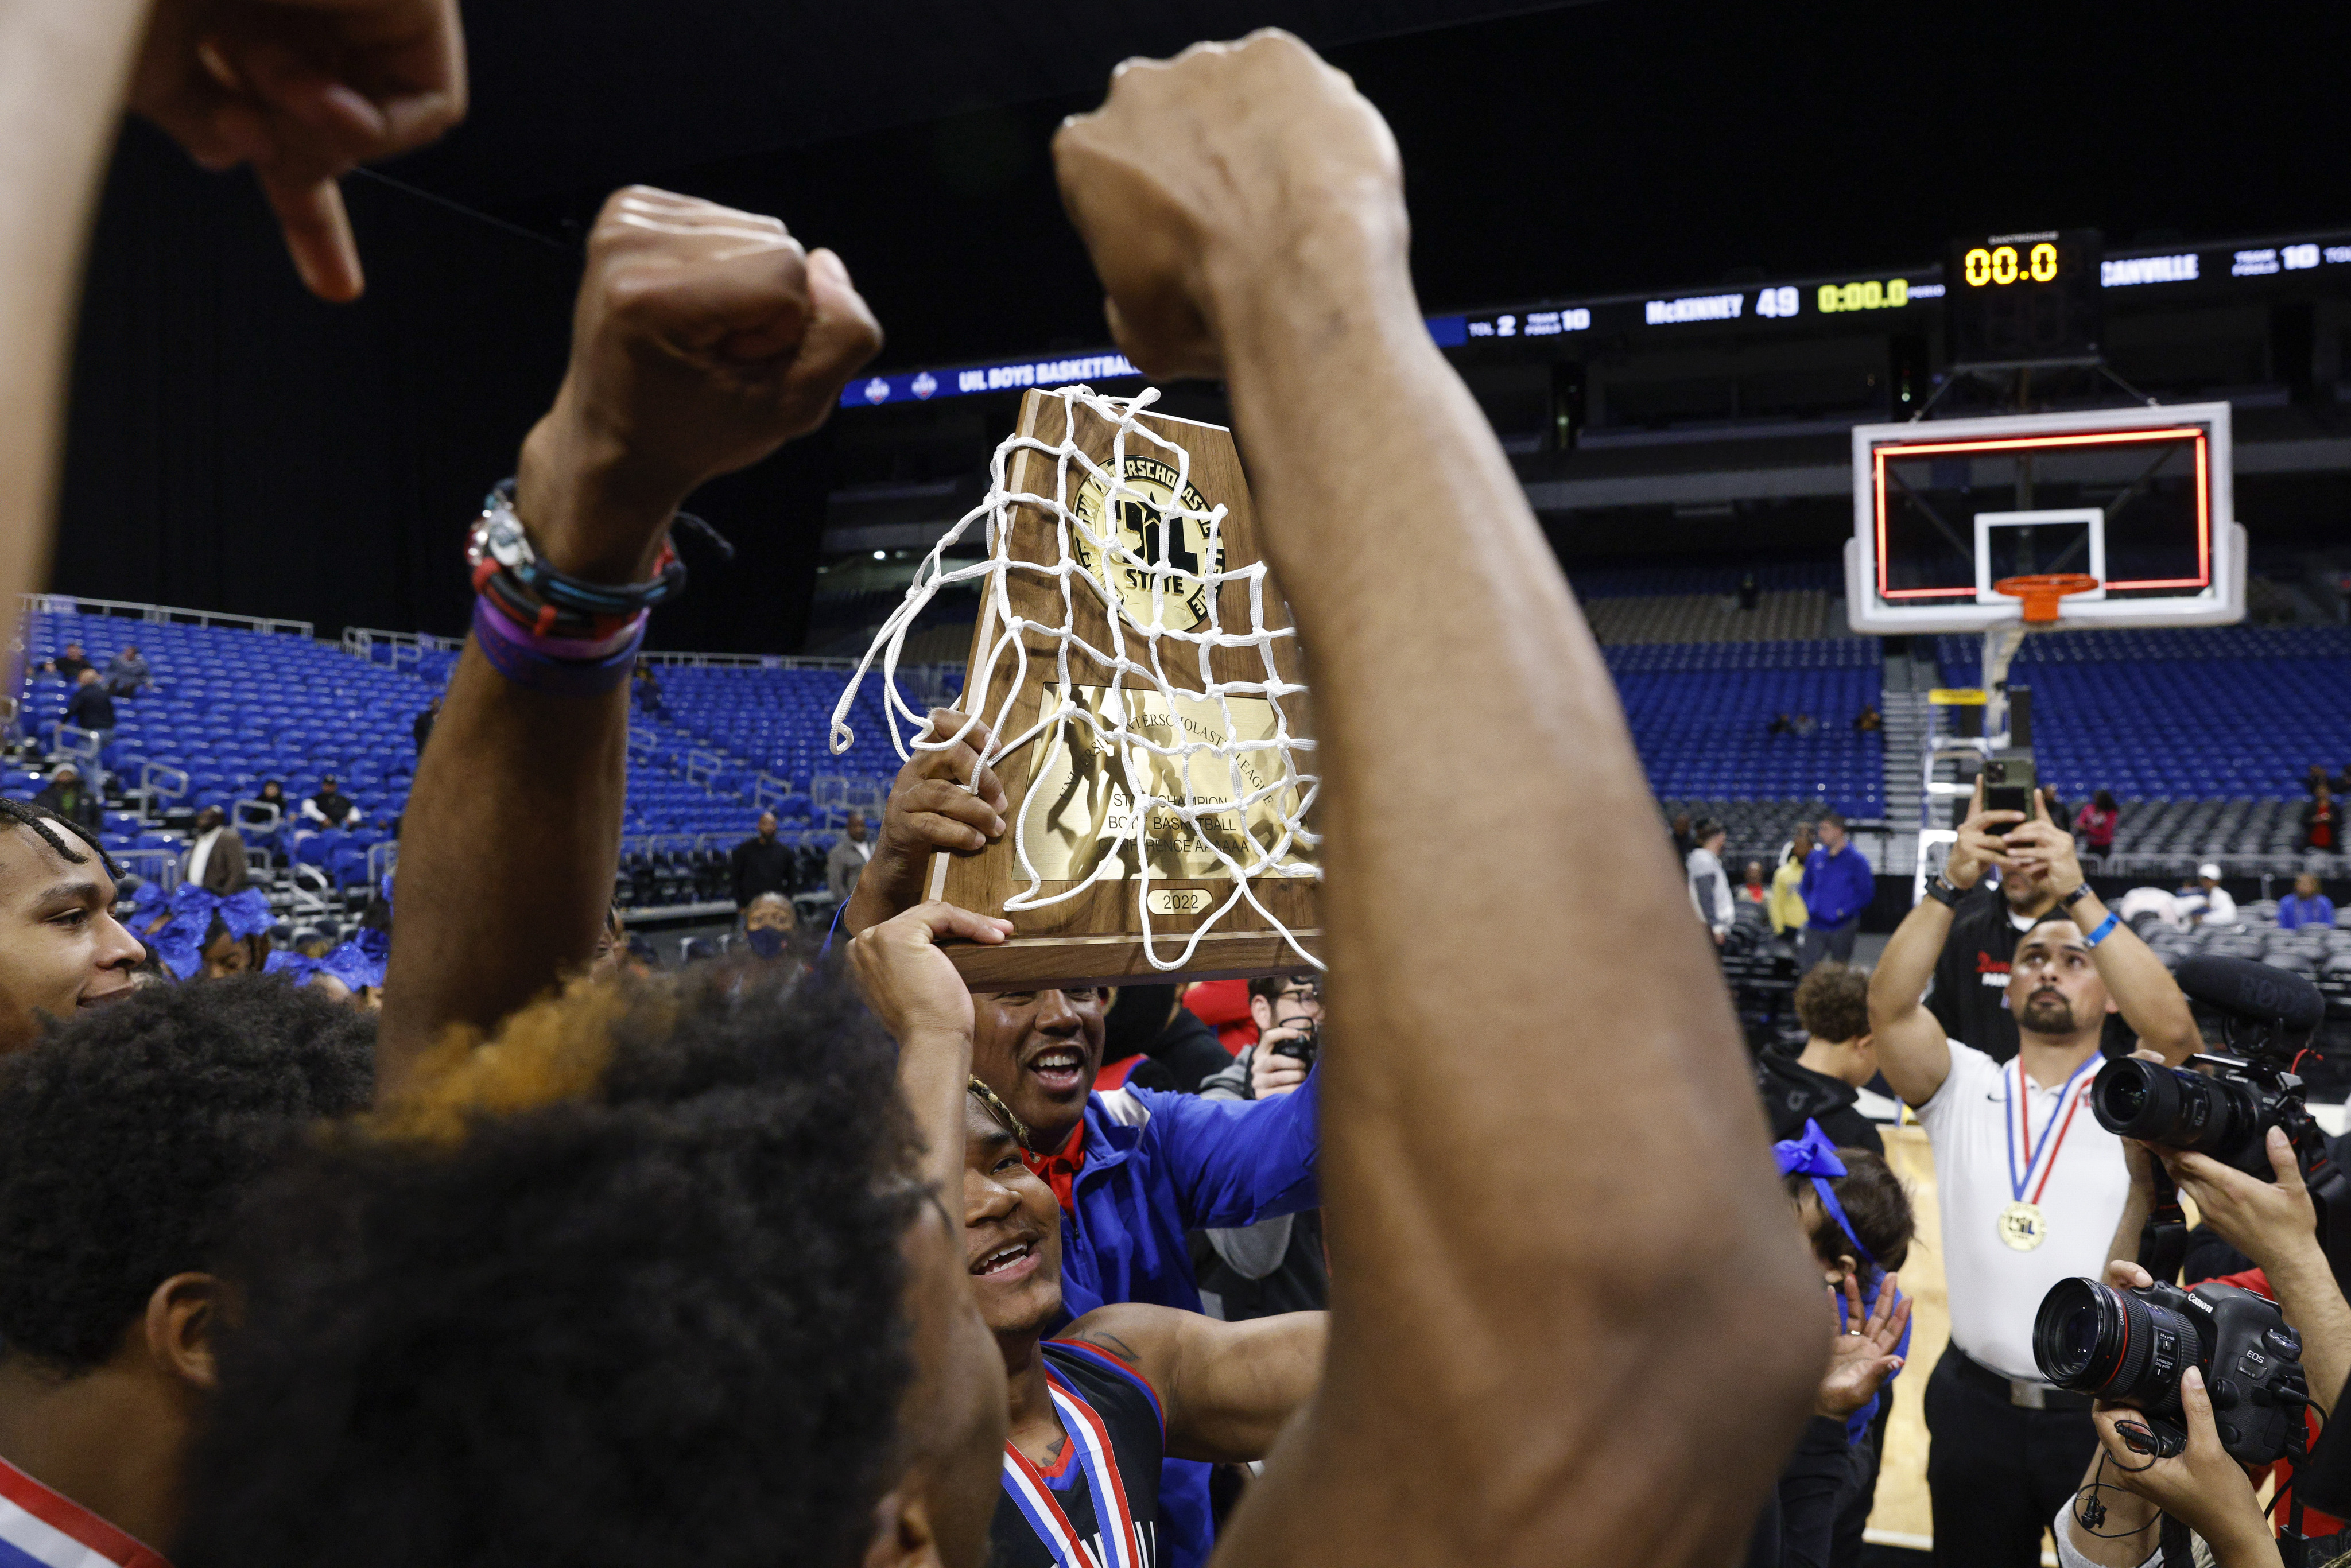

{"left": 2033, "top": 1275, "right": 2308, "bottom": 1466}
{"left": 2089, "top": 954, "right": 2331, "bottom": 1183}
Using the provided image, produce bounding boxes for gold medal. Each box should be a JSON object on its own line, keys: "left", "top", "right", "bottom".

{"left": 1997, "top": 1200, "right": 2049, "bottom": 1251}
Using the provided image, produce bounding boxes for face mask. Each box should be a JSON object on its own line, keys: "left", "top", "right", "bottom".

{"left": 746, "top": 926, "right": 788, "bottom": 959}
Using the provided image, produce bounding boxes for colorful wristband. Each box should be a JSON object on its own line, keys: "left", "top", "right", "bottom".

{"left": 2083, "top": 911, "right": 2122, "bottom": 947}
{"left": 471, "top": 595, "right": 643, "bottom": 697}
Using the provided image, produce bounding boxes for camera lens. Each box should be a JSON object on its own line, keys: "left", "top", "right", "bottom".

{"left": 2090, "top": 1059, "right": 2267, "bottom": 1173}
{"left": 2034, "top": 1278, "right": 2194, "bottom": 1411}
{"left": 2091, "top": 1058, "right": 2175, "bottom": 1139}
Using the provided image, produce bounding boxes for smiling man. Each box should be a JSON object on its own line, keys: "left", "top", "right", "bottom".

{"left": 963, "top": 1089, "right": 1324, "bottom": 1568}
{"left": 853, "top": 725, "right": 1321, "bottom": 1568}
{"left": 0, "top": 800, "right": 145, "bottom": 1051}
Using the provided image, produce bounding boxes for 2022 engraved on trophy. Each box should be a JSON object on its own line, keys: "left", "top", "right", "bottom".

{"left": 832, "top": 386, "right": 1324, "bottom": 992}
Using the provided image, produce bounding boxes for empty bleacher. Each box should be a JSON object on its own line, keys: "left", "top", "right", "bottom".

{"left": 1608, "top": 639, "right": 1884, "bottom": 820}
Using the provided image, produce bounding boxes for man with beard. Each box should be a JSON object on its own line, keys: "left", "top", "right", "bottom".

{"left": 961, "top": 1086, "right": 1324, "bottom": 1568}
{"left": 1868, "top": 786, "right": 2201, "bottom": 1568}
{"left": 847, "top": 709, "right": 1321, "bottom": 1568}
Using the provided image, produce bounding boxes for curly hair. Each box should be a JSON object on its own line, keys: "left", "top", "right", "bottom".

{"left": 1794, "top": 961, "right": 1871, "bottom": 1045}
{"left": 183, "top": 965, "right": 921, "bottom": 1568}
{"left": 0, "top": 975, "right": 375, "bottom": 1372}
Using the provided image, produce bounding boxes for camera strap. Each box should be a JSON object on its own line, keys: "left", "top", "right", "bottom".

{"left": 2136, "top": 1162, "right": 2189, "bottom": 1283}
{"left": 2158, "top": 1513, "right": 2193, "bottom": 1568}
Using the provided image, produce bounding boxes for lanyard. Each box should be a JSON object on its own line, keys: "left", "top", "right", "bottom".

{"left": 999, "top": 1368, "right": 1141, "bottom": 1568}
{"left": 2005, "top": 1053, "right": 2098, "bottom": 1205}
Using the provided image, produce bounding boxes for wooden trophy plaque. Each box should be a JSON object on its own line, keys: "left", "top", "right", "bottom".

{"left": 929, "top": 390, "right": 1321, "bottom": 992}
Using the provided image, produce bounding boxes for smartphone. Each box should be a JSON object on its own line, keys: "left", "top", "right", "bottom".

{"left": 1984, "top": 755, "right": 2037, "bottom": 821}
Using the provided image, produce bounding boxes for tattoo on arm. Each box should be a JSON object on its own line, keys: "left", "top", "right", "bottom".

{"left": 1069, "top": 1328, "right": 1143, "bottom": 1365}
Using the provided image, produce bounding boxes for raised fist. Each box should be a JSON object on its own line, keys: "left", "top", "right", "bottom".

{"left": 516, "top": 187, "right": 882, "bottom": 585}
{"left": 131, "top": 0, "right": 469, "bottom": 301}
{"left": 1052, "top": 30, "right": 1409, "bottom": 379}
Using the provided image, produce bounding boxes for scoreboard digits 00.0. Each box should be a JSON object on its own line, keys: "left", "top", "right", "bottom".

{"left": 1945, "top": 228, "right": 2104, "bottom": 366}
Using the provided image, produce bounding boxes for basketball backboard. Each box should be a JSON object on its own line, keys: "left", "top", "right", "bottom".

{"left": 1845, "top": 401, "right": 2243, "bottom": 634}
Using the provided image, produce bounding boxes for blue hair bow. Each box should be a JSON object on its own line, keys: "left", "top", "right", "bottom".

{"left": 1772, "top": 1118, "right": 1878, "bottom": 1271}
{"left": 143, "top": 886, "right": 274, "bottom": 981}
{"left": 266, "top": 927, "right": 387, "bottom": 994}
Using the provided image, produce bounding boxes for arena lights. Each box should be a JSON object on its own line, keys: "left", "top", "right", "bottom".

{"left": 1871, "top": 426, "right": 2212, "bottom": 600}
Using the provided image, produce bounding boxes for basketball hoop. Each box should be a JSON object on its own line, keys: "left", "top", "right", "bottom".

{"left": 1993, "top": 573, "right": 2102, "bottom": 625}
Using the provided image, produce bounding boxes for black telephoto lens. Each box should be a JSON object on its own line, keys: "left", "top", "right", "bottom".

{"left": 2090, "top": 1058, "right": 2267, "bottom": 1172}
{"left": 2090, "top": 1058, "right": 2177, "bottom": 1140}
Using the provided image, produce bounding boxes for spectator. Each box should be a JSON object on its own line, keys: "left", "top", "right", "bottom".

{"left": 1799, "top": 810, "right": 1873, "bottom": 969}
{"left": 2307, "top": 763, "right": 2336, "bottom": 795}
{"left": 1770, "top": 825, "right": 1813, "bottom": 936}
{"left": 2179, "top": 862, "right": 2239, "bottom": 927}
{"left": 36, "top": 641, "right": 90, "bottom": 681}
{"left": 63, "top": 667, "right": 115, "bottom": 776}
{"left": 631, "top": 661, "right": 665, "bottom": 716}
{"left": 1792, "top": 712, "right": 1818, "bottom": 737}
{"left": 1755, "top": 962, "right": 1883, "bottom": 1155}
{"left": 31, "top": 762, "right": 101, "bottom": 833}
{"left": 1671, "top": 809, "right": 1696, "bottom": 859}
{"left": 1097, "top": 981, "right": 1232, "bottom": 1093}
{"left": 729, "top": 810, "right": 794, "bottom": 907}
{"left": 102, "top": 643, "right": 152, "bottom": 696}
{"left": 825, "top": 809, "right": 872, "bottom": 902}
{"left": 1768, "top": 712, "right": 1793, "bottom": 736}
{"left": 2072, "top": 788, "right": 2119, "bottom": 860}
{"left": 2305, "top": 780, "right": 2340, "bottom": 854}
{"left": 412, "top": 696, "right": 440, "bottom": 751}
{"left": 1737, "top": 570, "right": 1760, "bottom": 611}
{"left": 2279, "top": 872, "right": 2337, "bottom": 930}
{"left": 301, "top": 774, "right": 361, "bottom": 831}
{"left": 1853, "top": 704, "right": 1883, "bottom": 733}
{"left": 1687, "top": 817, "right": 1734, "bottom": 945}
{"left": 739, "top": 890, "right": 797, "bottom": 960}
{"left": 184, "top": 803, "right": 249, "bottom": 893}
{"left": 1180, "top": 976, "right": 1258, "bottom": 1054}
{"left": 1192, "top": 973, "right": 1329, "bottom": 1321}
{"left": 1739, "top": 858, "right": 1770, "bottom": 905}
{"left": 1867, "top": 783, "right": 2199, "bottom": 1568}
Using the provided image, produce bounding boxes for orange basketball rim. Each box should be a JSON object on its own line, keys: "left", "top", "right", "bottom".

{"left": 1993, "top": 573, "right": 2102, "bottom": 624}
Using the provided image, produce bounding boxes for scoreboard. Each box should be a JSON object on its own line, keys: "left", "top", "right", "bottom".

{"left": 1943, "top": 229, "right": 2104, "bottom": 366}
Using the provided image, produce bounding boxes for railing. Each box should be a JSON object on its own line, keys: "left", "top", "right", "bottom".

{"left": 141, "top": 761, "right": 189, "bottom": 801}
{"left": 46, "top": 723, "right": 102, "bottom": 766}
{"left": 682, "top": 749, "right": 727, "bottom": 790}
{"left": 22, "top": 593, "right": 312, "bottom": 638}
{"left": 809, "top": 773, "right": 887, "bottom": 823}
{"left": 341, "top": 626, "right": 462, "bottom": 670}
{"left": 752, "top": 772, "right": 793, "bottom": 809}
{"left": 112, "top": 846, "right": 180, "bottom": 895}
{"left": 366, "top": 840, "right": 399, "bottom": 893}
{"left": 638, "top": 650, "right": 860, "bottom": 669}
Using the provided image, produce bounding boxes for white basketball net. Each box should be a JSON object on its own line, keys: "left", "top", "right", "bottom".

{"left": 829, "top": 385, "right": 1321, "bottom": 975}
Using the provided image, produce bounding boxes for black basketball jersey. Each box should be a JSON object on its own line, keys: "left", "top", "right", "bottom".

{"left": 991, "top": 1339, "right": 1166, "bottom": 1568}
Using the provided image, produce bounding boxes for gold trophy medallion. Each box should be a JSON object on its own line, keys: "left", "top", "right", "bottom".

{"left": 1997, "top": 1200, "right": 2049, "bottom": 1252}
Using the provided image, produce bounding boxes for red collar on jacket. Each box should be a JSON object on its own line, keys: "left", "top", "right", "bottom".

{"left": 1021, "top": 1120, "right": 1088, "bottom": 1214}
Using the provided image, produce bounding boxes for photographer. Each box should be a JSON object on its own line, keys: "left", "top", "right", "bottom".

{"left": 2054, "top": 1263, "right": 2285, "bottom": 1568}
{"left": 1192, "top": 973, "right": 1328, "bottom": 1320}
{"left": 2112, "top": 1121, "right": 2351, "bottom": 1555}
{"left": 1868, "top": 782, "right": 2201, "bottom": 1568}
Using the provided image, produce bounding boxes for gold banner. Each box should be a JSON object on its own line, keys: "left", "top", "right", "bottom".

{"left": 1019, "top": 684, "right": 1315, "bottom": 883}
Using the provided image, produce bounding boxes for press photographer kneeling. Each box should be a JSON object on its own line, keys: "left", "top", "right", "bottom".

{"left": 2041, "top": 960, "right": 2351, "bottom": 1566}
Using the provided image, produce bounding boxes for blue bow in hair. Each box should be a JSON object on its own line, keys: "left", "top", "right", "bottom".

{"left": 145, "top": 886, "right": 273, "bottom": 981}
{"left": 269, "top": 928, "right": 387, "bottom": 994}
{"left": 1772, "top": 1118, "right": 1878, "bottom": 1271}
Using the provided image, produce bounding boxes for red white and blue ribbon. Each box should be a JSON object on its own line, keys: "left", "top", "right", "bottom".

{"left": 0, "top": 1453, "right": 170, "bottom": 1568}
{"left": 999, "top": 1367, "right": 1143, "bottom": 1568}
{"left": 2005, "top": 1053, "right": 2100, "bottom": 1205}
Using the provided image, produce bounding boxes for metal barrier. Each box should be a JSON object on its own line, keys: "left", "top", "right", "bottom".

{"left": 46, "top": 724, "right": 102, "bottom": 767}
{"left": 23, "top": 593, "right": 312, "bottom": 638}
{"left": 366, "top": 840, "right": 399, "bottom": 893}
{"left": 232, "top": 798, "right": 282, "bottom": 835}
{"left": 752, "top": 773, "right": 793, "bottom": 810}
{"left": 140, "top": 761, "right": 189, "bottom": 801}
{"left": 341, "top": 626, "right": 461, "bottom": 670}
{"left": 683, "top": 749, "right": 726, "bottom": 789}
{"left": 809, "top": 774, "right": 886, "bottom": 824}
{"left": 112, "top": 847, "right": 180, "bottom": 896}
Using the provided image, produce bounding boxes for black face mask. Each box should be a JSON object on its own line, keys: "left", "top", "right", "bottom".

{"left": 746, "top": 926, "right": 788, "bottom": 959}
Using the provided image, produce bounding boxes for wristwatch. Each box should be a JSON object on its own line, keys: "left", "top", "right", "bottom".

{"left": 1923, "top": 875, "right": 1965, "bottom": 909}
{"left": 2059, "top": 881, "right": 2096, "bottom": 909}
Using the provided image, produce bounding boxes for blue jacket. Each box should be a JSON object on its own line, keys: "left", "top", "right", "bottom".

{"left": 2280, "top": 893, "right": 2337, "bottom": 930}
{"left": 1058, "top": 1076, "right": 1321, "bottom": 1568}
{"left": 1801, "top": 843, "right": 1874, "bottom": 929}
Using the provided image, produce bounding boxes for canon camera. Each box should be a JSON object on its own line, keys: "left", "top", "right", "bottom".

{"left": 2088, "top": 954, "right": 2330, "bottom": 1182}
{"left": 2034, "top": 1276, "right": 2308, "bottom": 1466}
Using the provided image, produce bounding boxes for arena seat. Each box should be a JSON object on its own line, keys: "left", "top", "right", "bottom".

{"left": 1607, "top": 638, "right": 1883, "bottom": 818}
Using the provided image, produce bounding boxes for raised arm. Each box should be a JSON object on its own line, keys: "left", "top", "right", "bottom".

{"left": 1868, "top": 781, "right": 2020, "bottom": 1106}
{"left": 1065, "top": 1302, "right": 1327, "bottom": 1465}
{"left": 1053, "top": 33, "right": 1821, "bottom": 1568}
{"left": 2006, "top": 791, "right": 2199, "bottom": 1065}
{"left": 379, "top": 188, "right": 879, "bottom": 1092}
{"left": 843, "top": 709, "right": 1008, "bottom": 938}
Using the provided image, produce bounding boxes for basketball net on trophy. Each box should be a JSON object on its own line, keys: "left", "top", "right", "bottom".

{"left": 830, "top": 385, "right": 1322, "bottom": 991}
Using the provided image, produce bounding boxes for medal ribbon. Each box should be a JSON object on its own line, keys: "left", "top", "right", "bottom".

{"left": 998, "top": 1368, "right": 1142, "bottom": 1568}
{"left": 2005, "top": 1053, "right": 2100, "bottom": 1205}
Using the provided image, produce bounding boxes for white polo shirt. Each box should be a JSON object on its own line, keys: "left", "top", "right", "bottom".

{"left": 1914, "top": 1038, "right": 2131, "bottom": 1381}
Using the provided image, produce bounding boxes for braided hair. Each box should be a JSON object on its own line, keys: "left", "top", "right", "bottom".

{"left": 0, "top": 798, "right": 118, "bottom": 881}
